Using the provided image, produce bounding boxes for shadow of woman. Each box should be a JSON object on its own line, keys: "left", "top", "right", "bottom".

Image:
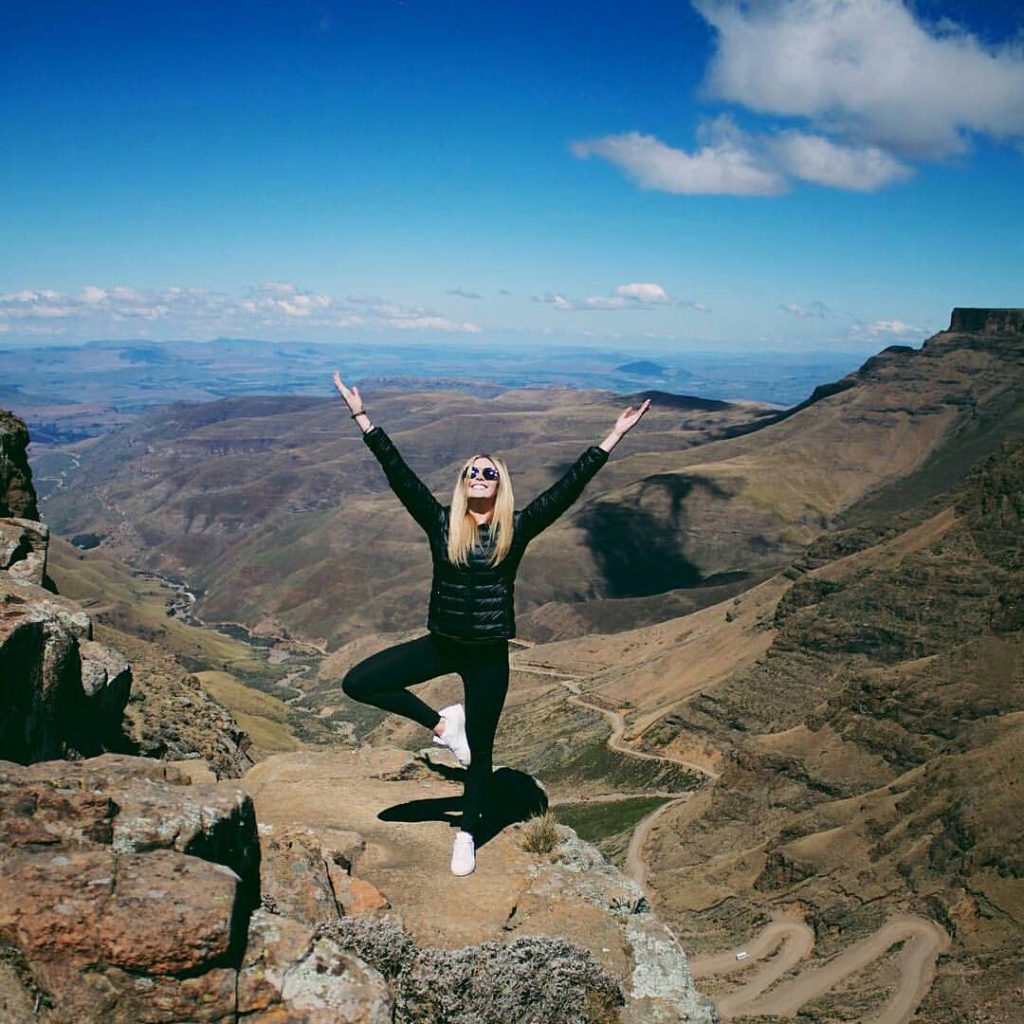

{"left": 377, "top": 764, "right": 548, "bottom": 848}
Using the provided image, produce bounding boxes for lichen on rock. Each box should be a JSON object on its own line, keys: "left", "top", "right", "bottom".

{"left": 324, "top": 917, "right": 625, "bottom": 1024}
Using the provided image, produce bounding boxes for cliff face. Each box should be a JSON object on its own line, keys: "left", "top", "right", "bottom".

{"left": 0, "top": 410, "right": 38, "bottom": 520}
{"left": 947, "top": 306, "right": 1024, "bottom": 335}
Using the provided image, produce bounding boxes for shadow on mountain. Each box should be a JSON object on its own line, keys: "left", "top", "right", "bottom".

{"left": 378, "top": 766, "right": 548, "bottom": 848}
{"left": 579, "top": 473, "right": 731, "bottom": 598}
{"left": 616, "top": 389, "right": 732, "bottom": 412}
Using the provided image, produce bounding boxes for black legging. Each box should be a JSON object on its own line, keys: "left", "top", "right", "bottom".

{"left": 341, "top": 632, "right": 510, "bottom": 839}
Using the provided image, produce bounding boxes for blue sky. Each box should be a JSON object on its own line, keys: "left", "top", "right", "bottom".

{"left": 2, "top": 0, "right": 1022, "bottom": 352}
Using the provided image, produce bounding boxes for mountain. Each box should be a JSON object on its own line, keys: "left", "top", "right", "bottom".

{"left": 2, "top": 418, "right": 716, "bottom": 1024}
{"left": 37, "top": 310, "right": 1024, "bottom": 651}
{"left": 11, "top": 309, "right": 1024, "bottom": 1021}
{"left": 36, "top": 386, "right": 768, "bottom": 647}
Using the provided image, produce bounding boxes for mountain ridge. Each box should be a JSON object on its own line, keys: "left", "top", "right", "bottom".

{"left": 35, "top": 313, "right": 1024, "bottom": 649}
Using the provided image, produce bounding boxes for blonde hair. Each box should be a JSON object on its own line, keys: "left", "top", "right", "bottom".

{"left": 447, "top": 454, "right": 514, "bottom": 566}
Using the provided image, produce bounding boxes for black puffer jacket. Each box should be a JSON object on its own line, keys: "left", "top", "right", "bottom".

{"left": 362, "top": 425, "right": 609, "bottom": 642}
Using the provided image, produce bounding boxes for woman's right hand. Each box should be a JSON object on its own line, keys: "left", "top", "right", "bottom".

{"left": 333, "top": 371, "right": 364, "bottom": 415}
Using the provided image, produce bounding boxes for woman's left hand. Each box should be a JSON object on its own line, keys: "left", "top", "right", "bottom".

{"left": 614, "top": 398, "right": 652, "bottom": 437}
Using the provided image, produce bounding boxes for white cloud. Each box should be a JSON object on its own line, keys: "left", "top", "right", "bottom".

{"left": 258, "top": 281, "right": 301, "bottom": 296}
{"left": 0, "top": 290, "right": 77, "bottom": 319}
{"left": 571, "top": 120, "right": 787, "bottom": 195}
{"left": 578, "top": 295, "right": 633, "bottom": 310}
{"left": 573, "top": 2, "right": 1024, "bottom": 199}
{"left": 532, "top": 292, "right": 575, "bottom": 310}
{"left": 780, "top": 301, "right": 830, "bottom": 319}
{"left": 242, "top": 282, "right": 333, "bottom": 319}
{"left": 0, "top": 283, "right": 482, "bottom": 338}
{"left": 447, "top": 285, "right": 482, "bottom": 300}
{"left": 696, "top": 0, "right": 1024, "bottom": 159}
{"left": 769, "top": 131, "right": 912, "bottom": 190}
{"left": 573, "top": 114, "right": 915, "bottom": 195}
{"left": 387, "top": 315, "right": 481, "bottom": 333}
{"left": 614, "top": 282, "right": 671, "bottom": 303}
{"left": 532, "top": 282, "right": 709, "bottom": 312}
{"left": 346, "top": 297, "right": 481, "bottom": 333}
{"left": 865, "top": 318, "right": 924, "bottom": 336}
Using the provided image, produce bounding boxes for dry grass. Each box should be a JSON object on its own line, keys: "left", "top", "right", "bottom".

{"left": 520, "top": 811, "right": 561, "bottom": 854}
{"left": 196, "top": 670, "right": 302, "bottom": 755}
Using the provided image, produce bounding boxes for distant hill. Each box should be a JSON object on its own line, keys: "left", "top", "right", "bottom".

{"left": 615, "top": 359, "right": 695, "bottom": 380}
{"left": 615, "top": 360, "right": 666, "bottom": 376}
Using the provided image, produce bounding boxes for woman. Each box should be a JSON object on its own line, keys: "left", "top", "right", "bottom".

{"left": 334, "top": 371, "right": 650, "bottom": 875}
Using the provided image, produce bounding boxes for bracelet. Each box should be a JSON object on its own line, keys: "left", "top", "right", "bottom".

{"left": 350, "top": 411, "right": 367, "bottom": 419}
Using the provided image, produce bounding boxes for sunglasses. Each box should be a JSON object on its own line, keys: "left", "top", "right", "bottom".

{"left": 467, "top": 465, "right": 500, "bottom": 481}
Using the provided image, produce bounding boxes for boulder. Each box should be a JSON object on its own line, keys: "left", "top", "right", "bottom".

{"left": 0, "top": 519, "right": 48, "bottom": 586}
{"left": 0, "top": 566, "right": 133, "bottom": 763}
{"left": 238, "top": 910, "right": 393, "bottom": 1024}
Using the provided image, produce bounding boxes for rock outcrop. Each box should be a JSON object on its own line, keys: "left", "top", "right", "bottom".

{"left": 0, "top": 745, "right": 715, "bottom": 1023}
{"left": 0, "top": 518, "right": 132, "bottom": 763}
{"left": 98, "top": 623, "right": 255, "bottom": 779}
{"left": 948, "top": 306, "right": 1024, "bottom": 335}
{"left": 243, "top": 746, "right": 716, "bottom": 1024}
{"left": 0, "top": 411, "right": 38, "bottom": 521}
{"left": 0, "top": 517, "right": 48, "bottom": 585}
{"left": 1, "top": 466, "right": 251, "bottom": 774}
{"left": 0, "top": 754, "right": 394, "bottom": 1024}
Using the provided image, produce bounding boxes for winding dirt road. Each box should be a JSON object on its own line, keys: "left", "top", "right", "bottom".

{"left": 519, "top": 654, "right": 951, "bottom": 1024}
{"left": 623, "top": 796, "right": 681, "bottom": 887}
{"left": 692, "top": 915, "right": 949, "bottom": 1023}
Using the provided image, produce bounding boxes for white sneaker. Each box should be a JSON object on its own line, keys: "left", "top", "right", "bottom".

{"left": 450, "top": 831, "right": 476, "bottom": 876}
{"left": 433, "top": 703, "right": 471, "bottom": 766}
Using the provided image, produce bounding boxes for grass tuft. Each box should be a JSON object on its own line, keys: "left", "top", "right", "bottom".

{"left": 520, "top": 811, "right": 561, "bottom": 854}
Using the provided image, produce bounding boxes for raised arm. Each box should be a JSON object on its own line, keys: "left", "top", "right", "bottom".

{"left": 518, "top": 398, "right": 651, "bottom": 542}
{"left": 333, "top": 371, "right": 442, "bottom": 533}
{"left": 598, "top": 398, "right": 651, "bottom": 454}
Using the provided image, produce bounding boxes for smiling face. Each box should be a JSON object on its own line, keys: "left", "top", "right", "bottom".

{"left": 464, "top": 456, "right": 500, "bottom": 503}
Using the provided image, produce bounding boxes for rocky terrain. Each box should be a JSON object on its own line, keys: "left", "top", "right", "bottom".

{"left": 636, "top": 441, "right": 1023, "bottom": 1023}
{"left": 8, "top": 308, "right": 1024, "bottom": 1022}
{"left": 0, "top": 410, "right": 39, "bottom": 520}
{"left": 1, "top": 408, "right": 716, "bottom": 1022}
{"left": 1, "top": 745, "right": 716, "bottom": 1024}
